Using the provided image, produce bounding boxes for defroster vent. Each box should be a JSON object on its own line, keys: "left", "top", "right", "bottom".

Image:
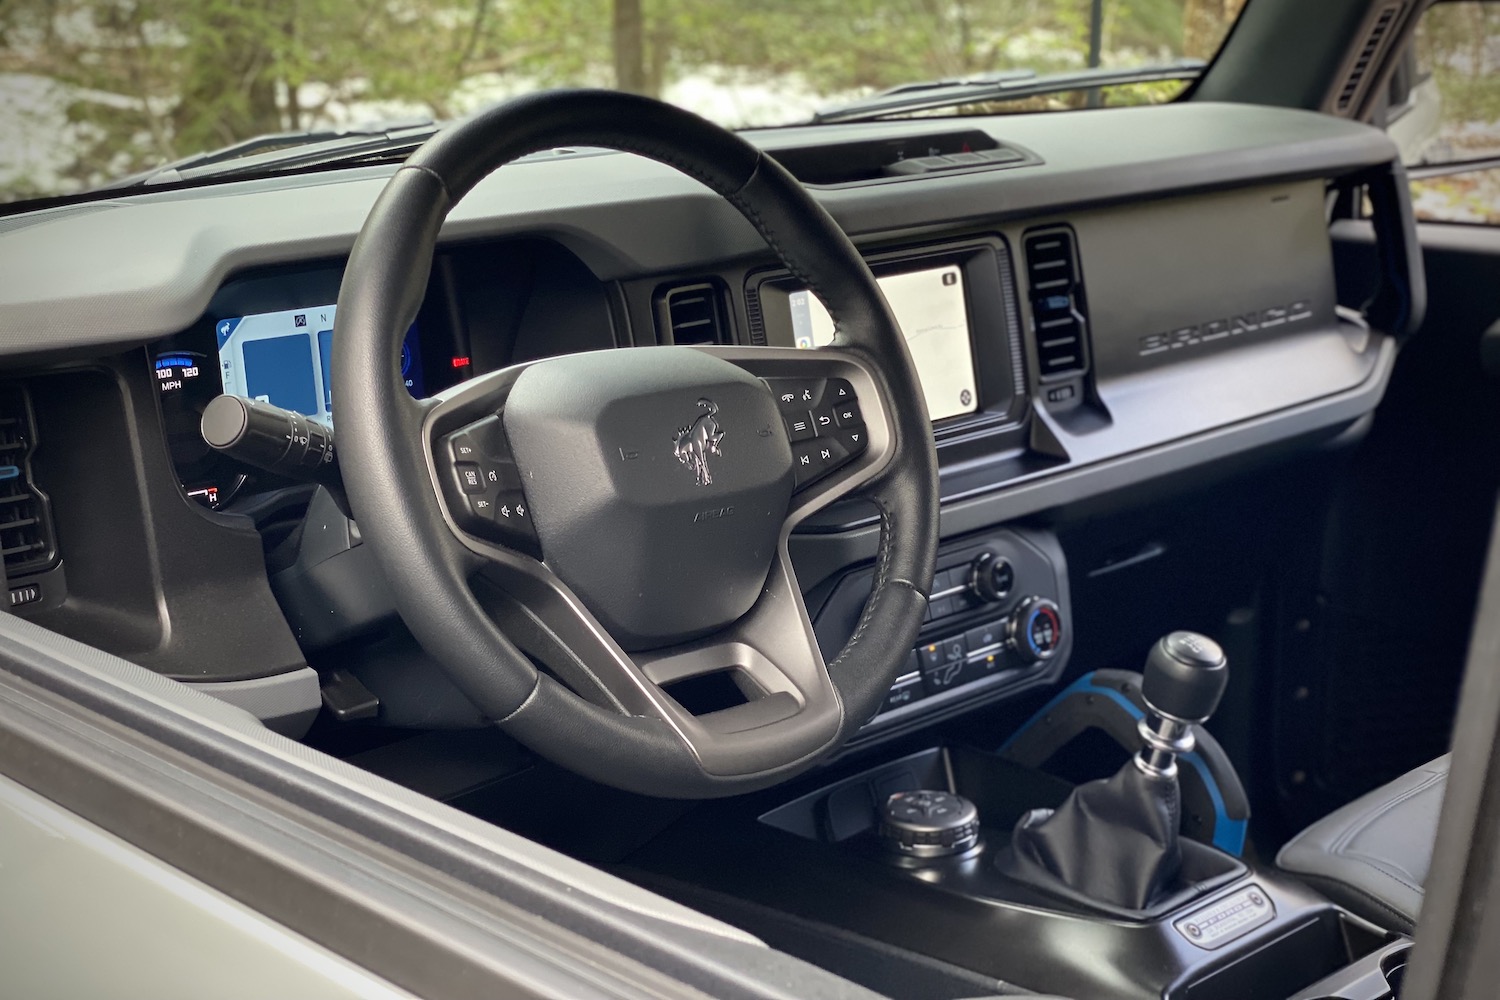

{"left": 1334, "top": 3, "right": 1405, "bottom": 114}
{"left": 658, "top": 281, "right": 730, "bottom": 345}
{"left": 0, "top": 383, "right": 57, "bottom": 577}
{"left": 1023, "top": 226, "right": 1091, "bottom": 380}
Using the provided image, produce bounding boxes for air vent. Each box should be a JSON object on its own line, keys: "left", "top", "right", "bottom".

{"left": 0, "top": 384, "right": 57, "bottom": 577}
{"left": 657, "top": 282, "right": 730, "bottom": 345}
{"left": 1023, "top": 227, "right": 1090, "bottom": 379}
{"left": 1334, "top": 3, "right": 1404, "bottom": 114}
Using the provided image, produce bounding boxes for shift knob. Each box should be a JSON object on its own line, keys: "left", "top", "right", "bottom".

{"left": 1141, "top": 631, "right": 1227, "bottom": 724}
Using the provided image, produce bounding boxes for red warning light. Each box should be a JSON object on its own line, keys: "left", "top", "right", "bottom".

{"left": 451, "top": 356, "right": 471, "bottom": 369}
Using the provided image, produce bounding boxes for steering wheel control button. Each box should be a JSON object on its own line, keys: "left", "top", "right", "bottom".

{"left": 832, "top": 400, "right": 862, "bottom": 427}
{"left": 785, "top": 413, "right": 815, "bottom": 442}
{"left": 766, "top": 378, "right": 824, "bottom": 415}
{"left": 879, "top": 790, "right": 980, "bottom": 857}
{"left": 491, "top": 491, "right": 538, "bottom": 543}
{"left": 825, "top": 379, "right": 855, "bottom": 402}
{"left": 792, "top": 437, "right": 851, "bottom": 488}
{"left": 456, "top": 463, "right": 485, "bottom": 494}
{"left": 1009, "top": 596, "right": 1063, "bottom": 664}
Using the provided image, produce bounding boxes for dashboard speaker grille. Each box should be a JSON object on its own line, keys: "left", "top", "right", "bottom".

{"left": 1023, "top": 227, "right": 1090, "bottom": 379}
{"left": 1334, "top": 3, "right": 1404, "bottom": 114}
{"left": 0, "top": 383, "right": 57, "bottom": 578}
{"left": 658, "top": 281, "right": 730, "bottom": 345}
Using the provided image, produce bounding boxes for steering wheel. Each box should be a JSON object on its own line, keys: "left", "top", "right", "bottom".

{"left": 332, "top": 90, "right": 938, "bottom": 798}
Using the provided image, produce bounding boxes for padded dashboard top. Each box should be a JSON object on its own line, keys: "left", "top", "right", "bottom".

{"left": 0, "top": 103, "right": 1396, "bottom": 355}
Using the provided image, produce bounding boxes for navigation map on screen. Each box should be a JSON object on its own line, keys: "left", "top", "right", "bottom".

{"left": 215, "top": 304, "right": 423, "bottom": 420}
{"left": 788, "top": 265, "right": 978, "bottom": 422}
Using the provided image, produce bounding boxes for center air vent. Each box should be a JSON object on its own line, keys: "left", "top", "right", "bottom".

{"left": 657, "top": 281, "right": 730, "bottom": 345}
{"left": 1023, "top": 226, "right": 1091, "bottom": 380}
{"left": 0, "top": 383, "right": 56, "bottom": 577}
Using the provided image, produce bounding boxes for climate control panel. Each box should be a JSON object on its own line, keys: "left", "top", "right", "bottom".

{"left": 809, "top": 527, "right": 1070, "bottom": 736}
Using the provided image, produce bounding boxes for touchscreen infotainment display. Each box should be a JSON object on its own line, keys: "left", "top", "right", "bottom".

{"left": 788, "top": 264, "right": 978, "bottom": 421}
{"left": 215, "top": 304, "right": 423, "bottom": 420}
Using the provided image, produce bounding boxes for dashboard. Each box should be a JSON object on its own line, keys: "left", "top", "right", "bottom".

{"left": 0, "top": 101, "right": 1420, "bottom": 739}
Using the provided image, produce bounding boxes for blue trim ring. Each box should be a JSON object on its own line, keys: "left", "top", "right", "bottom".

{"left": 998, "top": 672, "right": 1247, "bottom": 856}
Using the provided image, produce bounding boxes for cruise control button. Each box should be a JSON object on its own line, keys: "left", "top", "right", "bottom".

{"left": 833, "top": 400, "right": 862, "bottom": 427}
{"left": 447, "top": 430, "right": 480, "bottom": 462}
{"left": 467, "top": 494, "right": 498, "bottom": 522}
{"left": 456, "top": 462, "right": 485, "bottom": 495}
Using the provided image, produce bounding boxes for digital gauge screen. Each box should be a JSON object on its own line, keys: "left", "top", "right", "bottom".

{"left": 214, "top": 304, "right": 424, "bottom": 419}
{"left": 154, "top": 303, "right": 426, "bottom": 509}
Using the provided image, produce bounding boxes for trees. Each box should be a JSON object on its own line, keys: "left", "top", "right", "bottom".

{"left": 0, "top": 0, "right": 1247, "bottom": 200}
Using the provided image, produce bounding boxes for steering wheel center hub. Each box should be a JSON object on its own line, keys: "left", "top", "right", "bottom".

{"left": 503, "top": 347, "right": 794, "bottom": 649}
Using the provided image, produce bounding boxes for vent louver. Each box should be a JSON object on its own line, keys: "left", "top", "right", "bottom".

{"left": 1023, "top": 227, "right": 1090, "bottom": 379}
{"left": 1335, "top": 3, "right": 1403, "bottom": 114}
{"left": 0, "top": 384, "right": 56, "bottom": 577}
{"left": 659, "top": 282, "right": 730, "bottom": 345}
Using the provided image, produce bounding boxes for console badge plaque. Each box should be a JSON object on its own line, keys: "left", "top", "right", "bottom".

{"left": 1174, "top": 884, "right": 1275, "bottom": 950}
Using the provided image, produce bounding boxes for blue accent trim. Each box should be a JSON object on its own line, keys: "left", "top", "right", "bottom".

{"left": 997, "top": 672, "right": 1247, "bottom": 857}
{"left": 0, "top": 466, "right": 20, "bottom": 481}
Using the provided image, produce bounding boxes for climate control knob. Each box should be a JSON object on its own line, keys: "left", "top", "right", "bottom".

{"left": 968, "top": 551, "right": 1015, "bottom": 604}
{"left": 1008, "top": 596, "right": 1063, "bottom": 664}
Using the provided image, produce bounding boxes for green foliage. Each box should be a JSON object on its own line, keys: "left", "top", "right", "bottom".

{"left": 0, "top": 0, "right": 1244, "bottom": 200}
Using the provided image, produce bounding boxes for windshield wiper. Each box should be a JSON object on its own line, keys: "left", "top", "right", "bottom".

{"left": 94, "top": 118, "right": 439, "bottom": 191}
{"left": 810, "top": 60, "right": 1207, "bottom": 125}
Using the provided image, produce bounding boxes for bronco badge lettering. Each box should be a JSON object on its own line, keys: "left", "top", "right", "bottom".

{"left": 673, "top": 398, "right": 725, "bottom": 486}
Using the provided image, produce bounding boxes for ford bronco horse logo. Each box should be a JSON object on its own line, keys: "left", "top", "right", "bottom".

{"left": 672, "top": 398, "right": 725, "bottom": 487}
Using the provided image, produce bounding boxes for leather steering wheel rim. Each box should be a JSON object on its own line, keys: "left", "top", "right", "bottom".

{"left": 332, "top": 90, "right": 938, "bottom": 798}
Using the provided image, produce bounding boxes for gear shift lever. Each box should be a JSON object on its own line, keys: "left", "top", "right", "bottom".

{"left": 1136, "top": 632, "right": 1229, "bottom": 779}
{"left": 1000, "top": 631, "right": 1229, "bottom": 912}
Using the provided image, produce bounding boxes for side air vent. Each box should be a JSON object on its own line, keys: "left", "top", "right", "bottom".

{"left": 657, "top": 281, "right": 731, "bottom": 345}
{"left": 1023, "top": 226, "right": 1091, "bottom": 380}
{"left": 0, "top": 384, "right": 57, "bottom": 577}
{"left": 1334, "top": 3, "right": 1405, "bottom": 114}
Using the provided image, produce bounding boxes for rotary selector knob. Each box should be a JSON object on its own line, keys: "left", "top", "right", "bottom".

{"left": 1008, "top": 596, "right": 1063, "bottom": 664}
{"left": 968, "top": 551, "right": 1016, "bottom": 604}
{"left": 879, "top": 790, "right": 980, "bottom": 857}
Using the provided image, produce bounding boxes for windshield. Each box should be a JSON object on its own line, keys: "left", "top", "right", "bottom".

{"left": 0, "top": 0, "right": 1246, "bottom": 205}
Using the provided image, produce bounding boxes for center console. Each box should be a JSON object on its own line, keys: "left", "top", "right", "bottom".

{"left": 625, "top": 629, "right": 1412, "bottom": 1000}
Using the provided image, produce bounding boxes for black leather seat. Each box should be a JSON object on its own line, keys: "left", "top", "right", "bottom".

{"left": 1276, "top": 755, "right": 1448, "bottom": 933}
